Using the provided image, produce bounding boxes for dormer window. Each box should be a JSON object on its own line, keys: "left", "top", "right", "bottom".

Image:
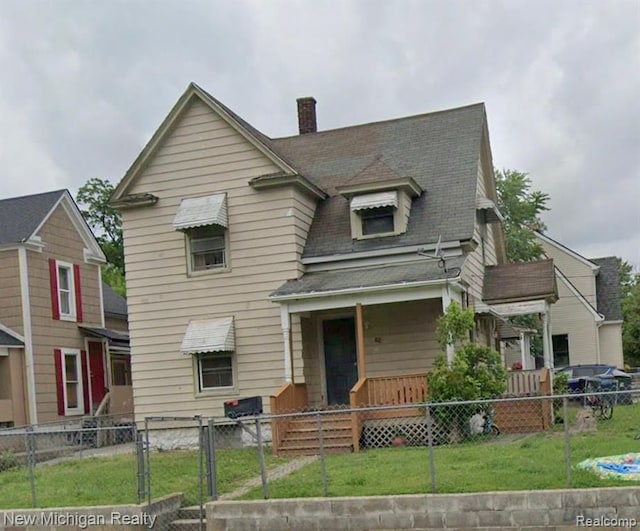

{"left": 361, "top": 206, "right": 395, "bottom": 235}
{"left": 350, "top": 191, "right": 399, "bottom": 239}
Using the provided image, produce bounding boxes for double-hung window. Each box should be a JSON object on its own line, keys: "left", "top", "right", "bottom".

{"left": 180, "top": 316, "right": 236, "bottom": 394}
{"left": 197, "top": 352, "right": 234, "bottom": 391}
{"left": 49, "top": 259, "right": 81, "bottom": 321}
{"left": 60, "top": 349, "right": 84, "bottom": 415}
{"left": 173, "top": 193, "right": 229, "bottom": 274}
{"left": 350, "top": 191, "right": 399, "bottom": 238}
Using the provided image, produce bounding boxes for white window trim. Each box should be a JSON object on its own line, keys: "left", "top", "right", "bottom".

{"left": 56, "top": 260, "right": 77, "bottom": 321}
{"left": 62, "top": 348, "right": 84, "bottom": 416}
{"left": 194, "top": 351, "right": 237, "bottom": 395}
{"left": 186, "top": 227, "right": 231, "bottom": 276}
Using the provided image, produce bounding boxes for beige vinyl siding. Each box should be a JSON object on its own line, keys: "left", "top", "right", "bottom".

{"left": 462, "top": 158, "right": 498, "bottom": 306}
{"left": 28, "top": 204, "right": 102, "bottom": 422}
{"left": 550, "top": 277, "right": 599, "bottom": 366}
{"left": 0, "top": 250, "right": 23, "bottom": 334}
{"left": 121, "top": 98, "right": 316, "bottom": 418}
{"left": 105, "top": 315, "right": 128, "bottom": 332}
{"left": 539, "top": 240, "right": 597, "bottom": 306}
{"left": 598, "top": 322, "right": 624, "bottom": 368}
{"left": 299, "top": 301, "right": 440, "bottom": 407}
{"left": 363, "top": 300, "right": 441, "bottom": 376}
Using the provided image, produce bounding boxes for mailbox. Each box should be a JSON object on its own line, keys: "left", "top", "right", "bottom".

{"left": 224, "top": 396, "right": 263, "bottom": 419}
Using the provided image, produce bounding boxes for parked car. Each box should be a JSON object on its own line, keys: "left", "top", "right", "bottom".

{"left": 556, "top": 364, "right": 633, "bottom": 405}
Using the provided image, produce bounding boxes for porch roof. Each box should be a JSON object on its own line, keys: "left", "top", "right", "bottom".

{"left": 483, "top": 259, "right": 557, "bottom": 305}
{"left": 0, "top": 329, "right": 24, "bottom": 347}
{"left": 270, "top": 257, "right": 465, "bottom": 299}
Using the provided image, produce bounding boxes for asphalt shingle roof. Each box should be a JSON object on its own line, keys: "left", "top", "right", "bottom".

{"left": 270, "top": 257, "right": 466, "bottom": 298}
{"left": 483, "top": 259, "right": 557, "bottom": 304}
{"left": 0, "top": 329, "right": 23, "bottom": 347}
{"left": 270, "top": 103, "right": 487, "bottom": 258}
{"left": 590, "top": 257, "right": 623, "bottom": 321}
{"left": 102, "top": 282, "right": 128, "bottom": 317}
{"left": 0, "top": 190, "right": 66, "bottom": 244}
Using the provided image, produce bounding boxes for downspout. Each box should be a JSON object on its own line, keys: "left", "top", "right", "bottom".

{"left": 18, "top": 246, "right": 38, "bottom": 424}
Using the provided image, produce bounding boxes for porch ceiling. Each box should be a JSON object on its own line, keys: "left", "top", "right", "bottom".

{"left": 270, "top": 257, "right": 466, "bottom": 300}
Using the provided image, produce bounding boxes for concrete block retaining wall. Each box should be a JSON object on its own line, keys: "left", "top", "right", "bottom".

{"left": 207, "top": 488, "right": 640, "bottom": 530}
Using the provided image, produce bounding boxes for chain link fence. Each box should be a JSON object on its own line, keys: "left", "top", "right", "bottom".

{"left": 1, "top": 389, "right": 639, "bottom": 525}
{"left": 0, "top": 414, "right": 136, "bottom": 509}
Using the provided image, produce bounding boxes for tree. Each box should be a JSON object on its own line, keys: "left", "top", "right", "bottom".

{"left": 620, "top": 264, "right": 640, "bottom": 367}
{"left": 495, "top": 168, "right": 550, "bottom": 262}
{"left": 76, "top": 178, "right": 125, "bottom": 294}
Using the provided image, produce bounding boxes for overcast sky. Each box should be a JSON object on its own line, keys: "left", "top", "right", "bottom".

{"left": 0, "top": 0, "right": 638, "bottom": 268}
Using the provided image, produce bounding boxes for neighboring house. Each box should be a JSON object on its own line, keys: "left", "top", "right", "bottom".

{"left": 535, "top": 232, "right": 624, "bottom": 369}
{"left": 0, "top": 190, "right": 131, "bottom": 428}
{"left": 112, "top": 81, "right": 557, "bottom": 440}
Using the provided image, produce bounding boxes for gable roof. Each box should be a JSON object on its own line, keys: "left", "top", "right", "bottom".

{"left": 590, "top": 257, "right": 623, "bottom": 321}
{"left": 483, "top": 259, "right": 558, "bottom": 304}
{"left": 271, "top": 103, "right": 487, "bottom": 258}
{"left": 112, "top": 83, "right": 306, "bottom": 202}
{"left": 0, "top": 190, "right": 106, "bottom": 262}
{"left": 102, "top": 282, "right": 128, "bottom": 318}
{"left": 535, "top": 231, "right": 599, "bottom": 271}
{"left": 0, "top": 321, "right": 24, "bottom": 346}
{"left": 0, "top": 190, "right": 66, "bottom": 244}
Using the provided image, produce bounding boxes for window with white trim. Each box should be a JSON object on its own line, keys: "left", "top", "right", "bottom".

{"left": 57, "top": 261, "right": 76, "bottom": 320}
{"left": 187, "top": 225, "right": 227, "bottom": 271}
{"left": 552, "top": 334, "right": 570, "bottom": 368}
{"left": 63, "top": 350, "right": 84, "bottom": 414}
{"left": 361, "top": 206, "right": 395, "bottom": 235}
{"left": 197, "top": 352, "right": 234, "bottom": 391}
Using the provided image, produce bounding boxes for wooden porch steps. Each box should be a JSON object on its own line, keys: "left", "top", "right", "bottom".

{"left": 277, "top": 414, "right": 353, "bottom": 456}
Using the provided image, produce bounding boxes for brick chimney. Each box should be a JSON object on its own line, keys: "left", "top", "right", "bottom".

{"left": 297, "top": 97, "right": 317, "bottom": 134}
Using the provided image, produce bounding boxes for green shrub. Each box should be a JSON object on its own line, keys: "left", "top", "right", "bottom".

{"left": 0, "top": 450, "right": 18, "bottom": 472}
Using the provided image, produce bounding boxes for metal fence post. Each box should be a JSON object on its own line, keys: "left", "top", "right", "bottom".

{"left": 316, "top": 412, "right": 328, "bottom": 497}
{"left": 197, "top": 416, "right": 204, "bottom": 531}
{"left": 25, "top": 426, "right": 37, "bottom": 507}
{"left": 425, "top": 405, "right": 437, "bottom": 493}
{"left": 563, "top": 397, "right": 572, "bottom": 488}
{"left": 144, "top": 417, "right": 151, "bottom": 507}
{"left": 255, "top": 417, "right": 269, "bottom": 499}
{"left": 206, "top": 419, "right": 218, "bottom": 500}
{"left": 135, "top": 428, "right": 146, "bottom": 504}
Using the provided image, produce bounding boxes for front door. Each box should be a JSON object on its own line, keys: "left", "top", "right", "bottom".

{"left": 323, "top": 317, "right": 358, "bottom": 405}
{"left": 88, "top": 341, "right": 107, "bottom": 408}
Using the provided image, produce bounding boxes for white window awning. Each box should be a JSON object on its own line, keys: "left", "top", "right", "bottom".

{"left": 181, "top": 316, "right": 235, "bottom": 355}
{"left": 173, "top": 194, "right": 228, "bottom": 231}
{"left": 350, "top": 191, "right": 398, "bottom": 211}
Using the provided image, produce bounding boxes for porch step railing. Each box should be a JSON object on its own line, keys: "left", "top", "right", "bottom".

{"left": 349, "top": 373, "right": 428, "bottom": 451}
{"left": 269, "top": 382, "right": 308, "bottom": 455}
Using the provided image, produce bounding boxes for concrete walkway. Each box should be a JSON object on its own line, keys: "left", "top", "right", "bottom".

{"left": 219, "top": 455, "right": 318, "bottom": 500}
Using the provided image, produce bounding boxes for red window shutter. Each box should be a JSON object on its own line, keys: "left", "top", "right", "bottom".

{"left": 81, "top": 350, "right": 90, "bottom": 414}
{"left": 73, "top": 264, "right": 83, "bottom": 323}
{"left": 54, "top": 349, "right": 65, "bottom": 416}
{"left": 49, "top": 259, "right": 60, "bottom": 320}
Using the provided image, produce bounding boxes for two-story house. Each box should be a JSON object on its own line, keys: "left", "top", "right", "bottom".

{"left": 0, "top": 190, "right": 131, "bottom": 427}
{"left": 536, "top": 232, "right": 624, "bottom": 368}
{"left": 112, "top": 82, "right": 557, "bottom": 448}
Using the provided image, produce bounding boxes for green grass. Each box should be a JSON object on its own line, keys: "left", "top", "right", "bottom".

{"left": 240, "top": 402, "right": 640, "bottom": 499}
{"left": 0, "top": 448, "right": 288, "bottom": 509}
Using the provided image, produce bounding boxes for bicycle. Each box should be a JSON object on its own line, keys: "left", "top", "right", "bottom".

{"left": 583, "top": 378, "right": 615, "bottom": 420}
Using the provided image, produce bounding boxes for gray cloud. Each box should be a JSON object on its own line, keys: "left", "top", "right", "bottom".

{"left": 0, "top": 0, "right": 638, "bottom": 267}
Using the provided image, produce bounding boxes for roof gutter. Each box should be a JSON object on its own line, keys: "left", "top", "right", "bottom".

{"left": 270, "top": 276, "right": 461, "bottom": 303}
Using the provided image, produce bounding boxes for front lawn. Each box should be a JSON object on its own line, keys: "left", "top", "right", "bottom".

{"left": 241, "top": 402, "right": 640, "bottom": 499}
{"left": 0, "top": 448, "right": 287, "bottom": 509}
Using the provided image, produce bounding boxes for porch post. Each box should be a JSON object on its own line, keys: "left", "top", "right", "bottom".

{"left": 280, "top": 305, "right": 293, "bottom": 383}
{"left": 541, "top": 304, "right": 553, "bottom": 370}
{"left": 441, "top": 287, "right": 460, "bottom": 364}
{"left": 355, "top": 303, "right": 366, "bottom": 379}
{"left": 520, "top": 332, "right": 527, "bottom": 369}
